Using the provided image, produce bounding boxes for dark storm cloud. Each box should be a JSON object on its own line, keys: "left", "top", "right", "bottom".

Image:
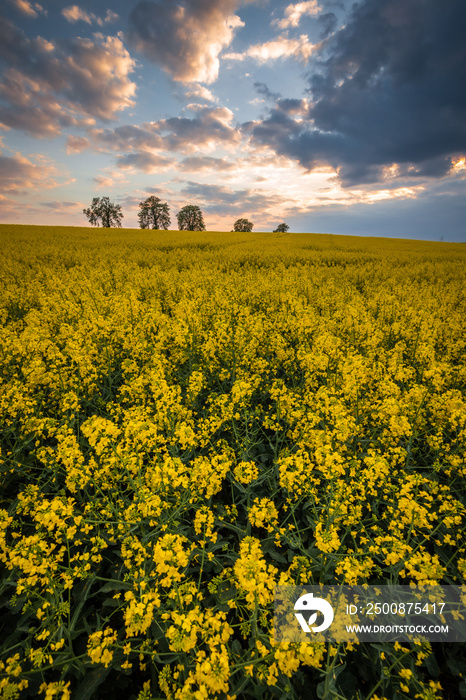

{"left": 251, "top": 0, "right": 466, "bottom": 186}
{"left": 317, "top": 12, "right": 337, "bottom": 39}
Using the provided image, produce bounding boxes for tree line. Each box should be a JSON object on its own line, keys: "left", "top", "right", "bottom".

{"left": 83, "top": 196, "right": 289, "bottom": 233}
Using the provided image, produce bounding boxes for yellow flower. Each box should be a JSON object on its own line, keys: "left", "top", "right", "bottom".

{"left": 195, "top": 645, "right": 230, "bottom": 694}
{"left": 314, "top": 522, "right": 341, "bottom": 553}
{"left": 39, "top": 681, "right": 71, "bottom": 700}
{"left": 233, "top": 536, "right": 278, "bottom": 607}
{"left": 86, "top": 628, "right": 117, "bottom": 667}
{"left": 234, "top": 461, "right": 259, "bottom": 484}
{"left": 248, "top": 497, "right": 279, "bottom": 531}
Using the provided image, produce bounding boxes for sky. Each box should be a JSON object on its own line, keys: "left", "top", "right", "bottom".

{"left": 0, "top": 0, "right": 465, "bottom": 240}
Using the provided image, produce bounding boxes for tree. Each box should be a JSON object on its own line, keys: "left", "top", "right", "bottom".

{"left": 177, "top": 205, "right": 206, "bottom": 231}
{"left": 233, "top": 218, "right": 253, "bottom": 232}
{"left": 273, "top": 223, "right": 289, "bottom": 232}
{"left": 138, "top": 196, "right": 170, "bottom": 229}
{"left": 83, "top": 196, "right": 123, "bottom": 228}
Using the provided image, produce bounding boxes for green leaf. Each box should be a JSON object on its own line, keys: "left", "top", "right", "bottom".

{"left": 231, "top": 639, "right": 242, "bottom": 656}
{"left": 425, "top": 652, "right": 439, "bottom": 677}
{"left": 73, "top": 667, "right": 112, "bottom": 700}
{"left": 316, "top": 680, "right": 325, "bottom": 699}
{"left": 98, "top": 581, "right": 132, "bottom": 594}
{"left": 448, "top": 657, "right": 466, "bottom": 676}
{"left": 267, "top": 548, "right": 288, "bottom": 563}
{"left": 101, "top": 598, "right": 121, "bottom": 608}
{"left": 217, "top": 581, "right": 237, "bottom": 603}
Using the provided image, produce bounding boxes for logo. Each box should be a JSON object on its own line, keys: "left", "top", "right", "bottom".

{"left": 294, "top": 592, "right": 334, "bottom": 633}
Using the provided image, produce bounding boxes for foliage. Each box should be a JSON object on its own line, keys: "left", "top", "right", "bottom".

{"left": 0, "top": 224, "right": 465, "bottom": 699}
{"left": 176, "top": 205, "right": 205, "bottom": 231}
{"left": 138, "top": 196, "right": 171, "bottom": 230}
{"left": 234, "top": 218, "right": 254, "bottom": 232}
{"left": 274, "top": 223, "right": 290, "bottom": 232}
{"left": 83, "top": 197, "right": 123, "bottom": 228}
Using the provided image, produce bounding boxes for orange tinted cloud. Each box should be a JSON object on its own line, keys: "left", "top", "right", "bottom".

{"left": 184, "top": 84, "right": 218, "bottom": 102}
{"left": 224, "top": 34, "right": 317, "bottom": 62}
{"left": 0, "top": 149, "right": 67, "bottom": 194}
{"left": 0, "top": 19, "right": 136, "bottom": 136}
{"left": 61, "top": 6, "right": 119, "bottom": 25}
{"left": 9, "top": 0, "right": 46, "bottom": 18}
{"left": 273, "top": 1, "right": 321, "bottom": 29}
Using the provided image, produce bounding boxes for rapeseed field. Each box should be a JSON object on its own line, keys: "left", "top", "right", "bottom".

{"left": 0, "top": 223, "right": 465, "bottom": 700}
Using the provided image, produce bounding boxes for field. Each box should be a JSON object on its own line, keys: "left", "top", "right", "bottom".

{"left": 0, "top": 223, "right": 465, "bottom": 700}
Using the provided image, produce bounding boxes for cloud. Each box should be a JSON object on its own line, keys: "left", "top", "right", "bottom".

{"left": 0, "top": 149, "right": 65, "bottom": 194}
{"left": 180, "top": 180, "right": 287, "bottom": 218}
{"left": 93, "top": 170, "right": 129, "bottom": 188}
{"left": 62, "top": 6, "right": 97, "bottom": 24}
{"left": 0, "top": 193, "right": 43, "bottom": 221}
{"left": 61, "top": 6, "right": 119, "bottom": 26}
{"left": 253, "top": 82, "right": 281, "bottom": 102}
{"left": 172, "top": 127, "right": 449, "bottom": 225}
{"left": 81, "top": 124, "right": 164, "bottom": 153}
{"left": 179, "top": 155, "right": 236, "bottom": 171}
{"left": 289, "top": 181, "right": 466, "bottom": 241}
{"left": 0, "top": 18, "right": 136, "bottom": 136}
{"left": 317, "top": 12, "right": 337, "bottom": 38}
{"left": 224, "top": 34, "right": 317, "bottom": 62}
{"left": 70, "top": 106, "right": 241, "bottom": 164}
{"left": 66, "top": 135, "right": 91, "bottom": 153}
{"left": 273, "top": 1, "right": 321, "bottom": 29}
{"left": 185, "top": 102, "right": 210, "bottom": 113}
{"left": 184, "top": 84, "right": 218, "bottom": 102}
{"left": 40, "top": 200, "right": 80, "bottom": 209}
{"left": 8, "top": 0, "right": 46, "bottom": 18}
{"left": 116, "top": 151, "right": 172, "bottom": 172}
{"left": 139, "top": 107, "right": 240, "bottom": 153}
{"left": 250, "top": 0, "right": 466, "bottom": 186}
{"left": 104, "top": 10, "right": 119, "bottom": 23}
{"left": 126, "top": 0, "right": 257, "bottom": 83}
{"left": 0, "top": 195, "right": 89, "bottom": 225}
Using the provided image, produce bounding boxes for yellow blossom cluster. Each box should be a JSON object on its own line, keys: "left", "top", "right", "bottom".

{"left": 0, "top": 224, "right": 465, "bottom": 699}
{"left": 248, "top": 497, "right": 279, "bottom": 531}
{"left": 234, "top": 536, "right": 279, "bottom": 607}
